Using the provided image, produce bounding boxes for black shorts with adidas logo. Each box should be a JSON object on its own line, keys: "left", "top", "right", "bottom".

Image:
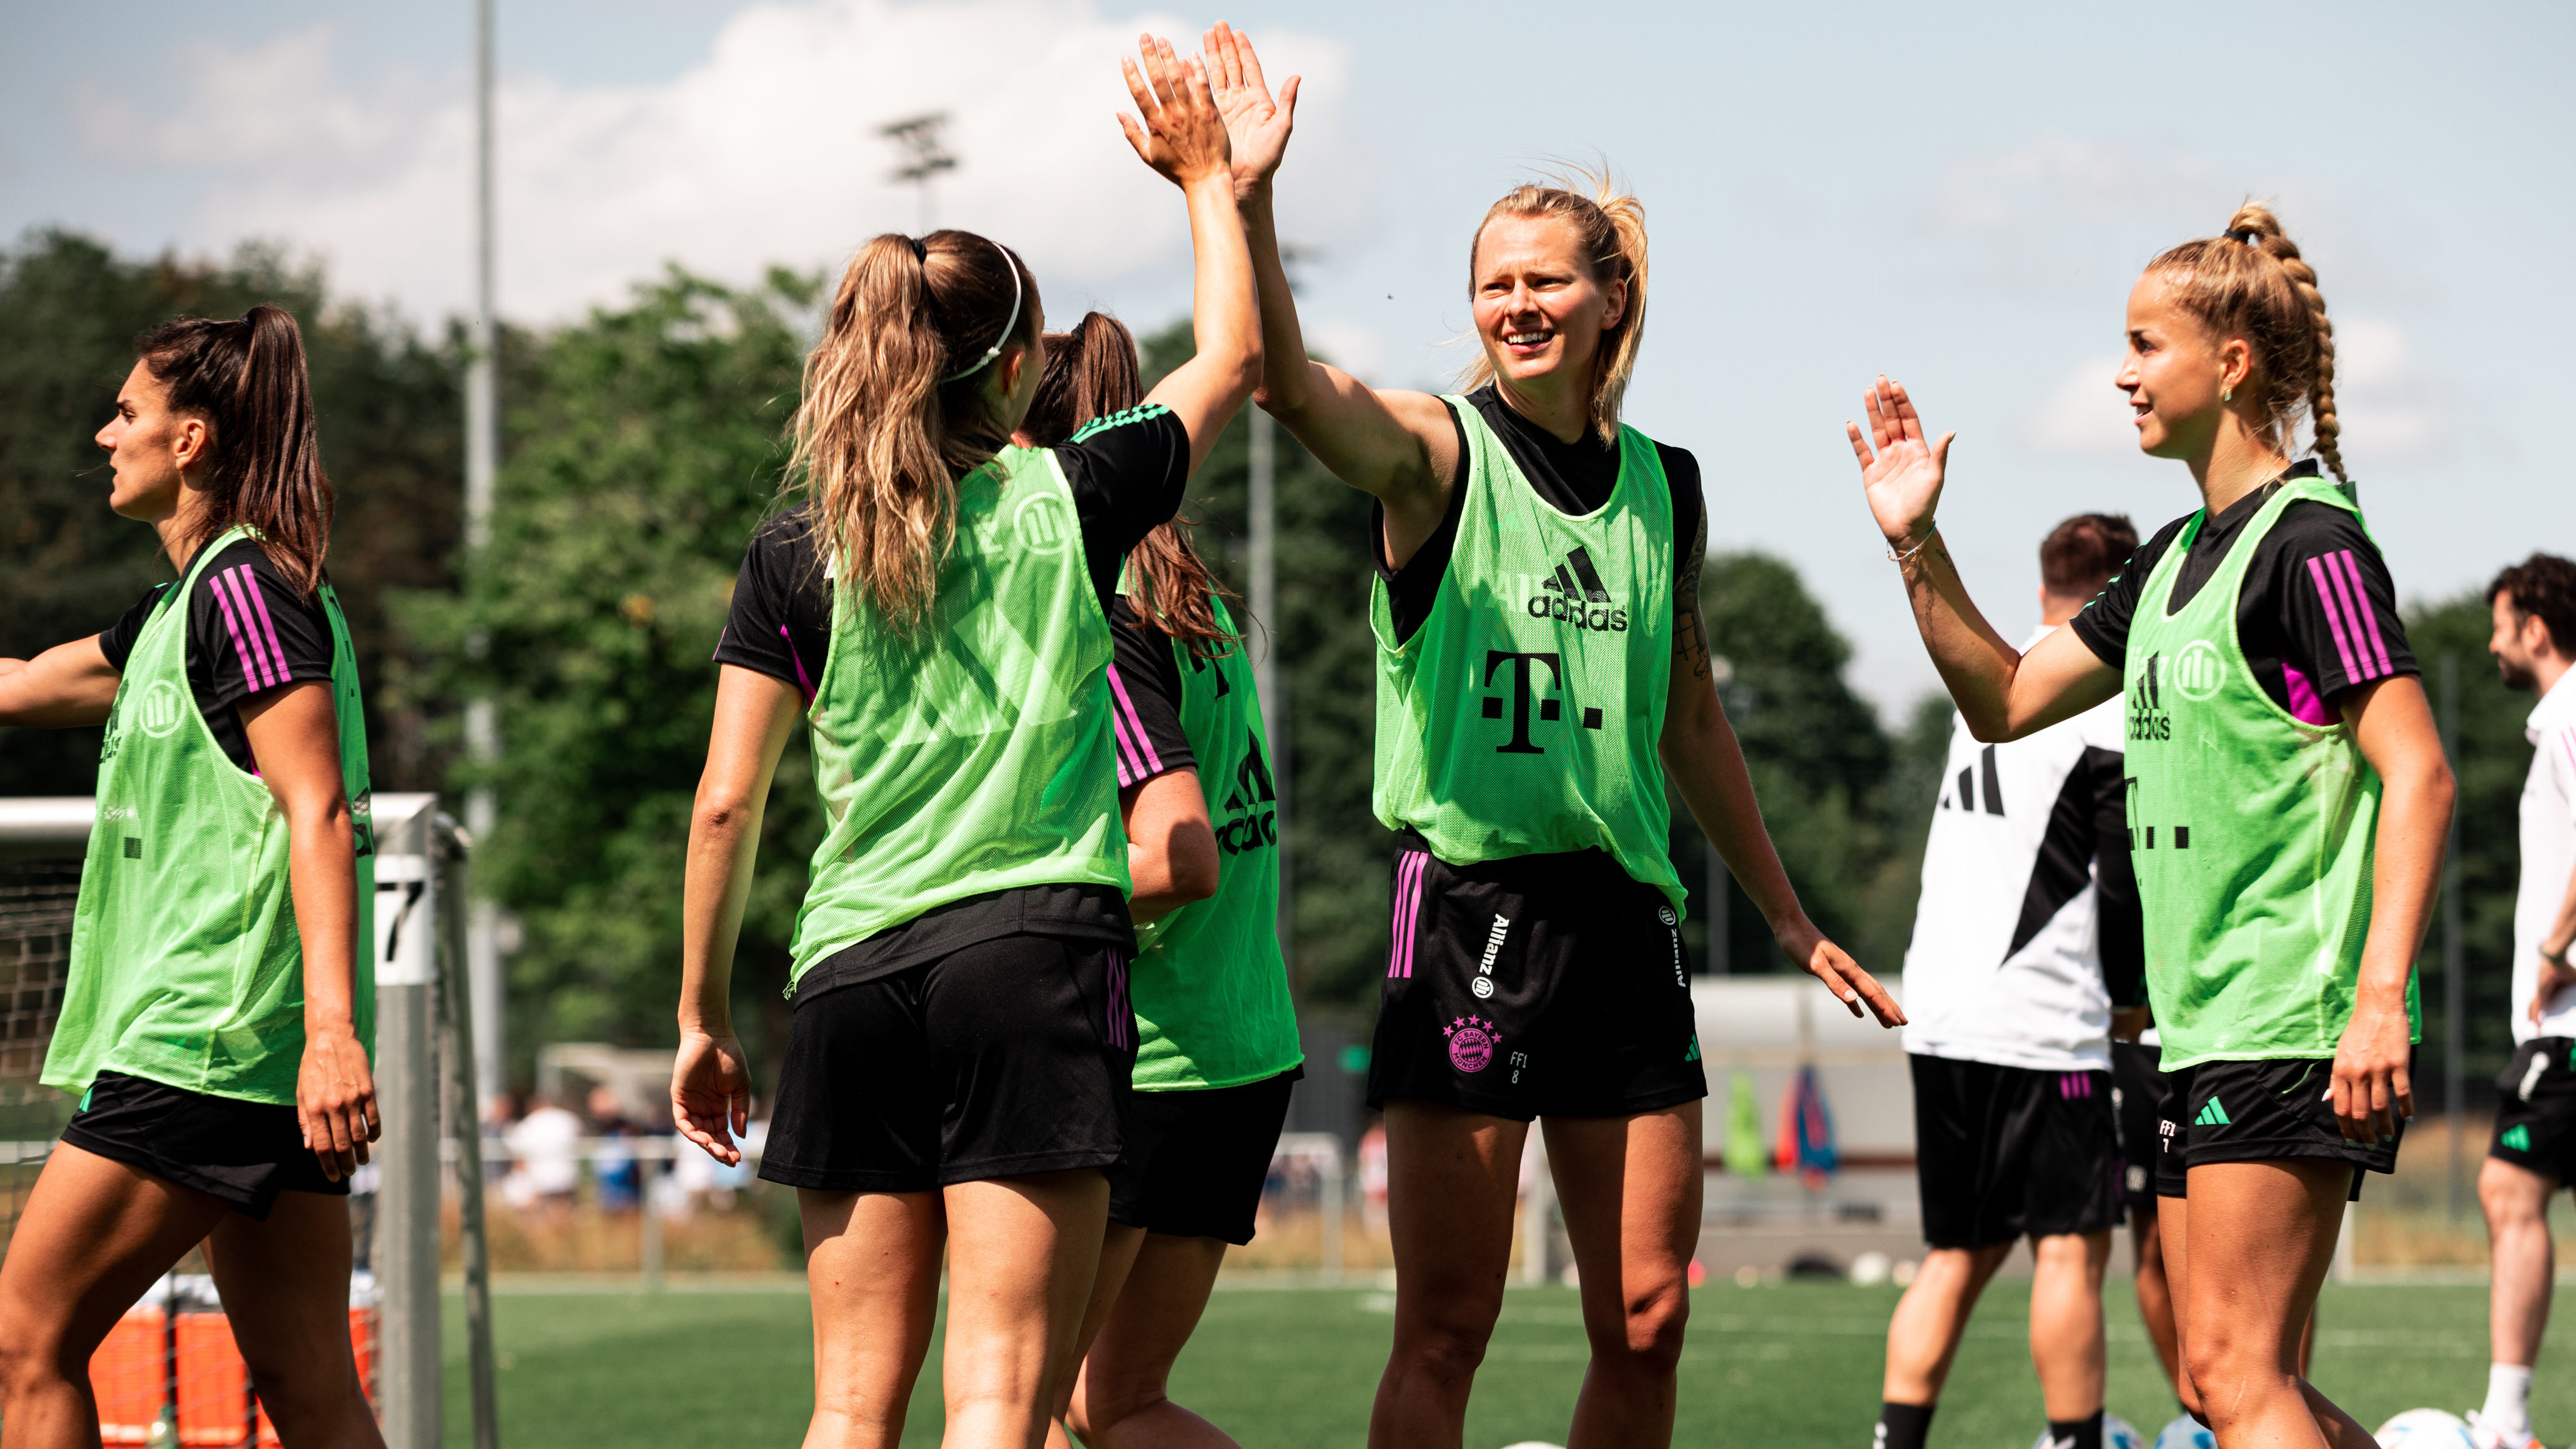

{"left": 2489, "top": 1037, "right": 2576, "bottom": 1182}
{"left": 2153, "top": 1057, "right": 2401, "bottom": 1201}
{"left": 1366, "top": 831, "right": 1706, "bottom": 1123}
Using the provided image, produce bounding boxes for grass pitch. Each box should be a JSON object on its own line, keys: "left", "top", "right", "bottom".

{"left": 444, "top": 1276, "right": 2534, "bottom": 1447}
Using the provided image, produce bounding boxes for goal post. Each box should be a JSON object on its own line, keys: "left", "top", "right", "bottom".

{"left": 0, "top": 794, "right": 498, "bottom": 1448}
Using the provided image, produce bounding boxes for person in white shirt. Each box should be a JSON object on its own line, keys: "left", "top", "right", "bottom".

{"left": 2471, "top": 553, "right": 2576, "bottom": 1449}
{"left": 1875, "top": 515, "right": 2146, "bottom": 1449}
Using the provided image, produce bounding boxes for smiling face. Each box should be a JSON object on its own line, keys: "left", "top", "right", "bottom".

{"left": 1470, "top": 213, "right": 1626, "bottom": 401}
{"left": 94, "top": 359, "right": 204, "bottom": 523}
{"left": 2115, "top": 272, "right": 2253, "bottom": 465}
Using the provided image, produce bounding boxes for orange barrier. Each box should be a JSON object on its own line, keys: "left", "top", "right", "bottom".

{"left": 90, "top": 1305, "right": 377, "bottom": 1445}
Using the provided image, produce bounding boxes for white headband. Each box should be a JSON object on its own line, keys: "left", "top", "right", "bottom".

{"left": 939, "top": 237, "right": 1024, "bottom": 384}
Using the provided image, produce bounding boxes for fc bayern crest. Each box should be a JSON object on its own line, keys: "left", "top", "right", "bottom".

{"left": 1444, "top": 1016, "right": 1500, "bottom": 1074}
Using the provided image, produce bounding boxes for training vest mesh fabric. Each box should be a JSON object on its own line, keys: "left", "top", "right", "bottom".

{"left": 2123, "top": 477, "right": 2418, "bottom": 1067}
{"left": 49, "top": 526, "right": 377, "bottom": 1104}
{"left": 1371, "top": 396, "right": 1681, "bottom": 906}
{"left": 1127, "top": 593, "right": 1303, "bottom": 1090}
{"left": 791, "top": 447, "right": 1129, "bottom": 984}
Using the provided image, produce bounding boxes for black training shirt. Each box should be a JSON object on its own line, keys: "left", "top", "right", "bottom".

{"left": 1377, "top": 385, "right": 1707, "bottom": 645}
{"left": 715, "top": 407, "right": 1190, "bottom": 996}
{"left": 1105, "top": 595, "right": 1199, "bottom": 789}
{"left": 2068, "top": 461, "right": 2415, "bottom": 721}
{"left": 97, "top": 538, "right": 336, "bottom": 774}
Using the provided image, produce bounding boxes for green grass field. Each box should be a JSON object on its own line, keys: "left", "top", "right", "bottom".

{"left": 441, "top": 1275, "right": 2557, "bottom": 1447}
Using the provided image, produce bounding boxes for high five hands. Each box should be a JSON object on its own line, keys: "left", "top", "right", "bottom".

{"left": 1119, "top": 34, "right": 1232, "bottom": 189}
{"left": 1200, "top": 22, "right": 1298, "bottom": 201}
{"left": 1845, "top": 376, "right": 1955, "bottom": 556}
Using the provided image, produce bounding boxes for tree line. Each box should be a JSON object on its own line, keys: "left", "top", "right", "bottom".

{"left": 0, "top": 230, "right": 2529, "bottom": 1104}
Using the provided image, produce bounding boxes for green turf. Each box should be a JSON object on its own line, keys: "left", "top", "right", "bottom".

{"left": 442, "top": 1277, "right": 2554, "bottom": 1447}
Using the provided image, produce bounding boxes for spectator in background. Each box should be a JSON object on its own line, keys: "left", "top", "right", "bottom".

{"left": 589, "top": 1083, "right": 639, "bottom": 1212}
{"left": 503, "top": 1094, "right": 581, "bottom": 1212}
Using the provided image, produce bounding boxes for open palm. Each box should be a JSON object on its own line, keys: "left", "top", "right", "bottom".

{"left": 1844, "top": 375, "right": 1953, "bottom": 550}
{"left": 1200, "top": 21, "right": 1298, "bottom": 200}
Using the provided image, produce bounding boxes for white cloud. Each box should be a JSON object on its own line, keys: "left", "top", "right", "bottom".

{"left": 86, "top": 1, "right": 1360, "bottom": 326}
{"left": 2330, "top": 314, "right": 2449, "bottom": 463}
{"left": 2021, "top": 353, "right": 2133, "bottom": 457}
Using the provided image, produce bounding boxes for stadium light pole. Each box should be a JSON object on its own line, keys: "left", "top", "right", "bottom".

{"left": 881, "top": 113, "right": 957, "bottom": 233}
{"left": 463, "top": 0, "right": 506, "bottom": 1122}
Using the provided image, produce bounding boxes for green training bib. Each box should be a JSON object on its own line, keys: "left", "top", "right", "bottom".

{"left": 1370, "top": 397, "right": 1681, "bottom": 906}
{"left": 791, "top": 446, "right": 1130, "bottom": 983}
{"left": 47, "top": 527, "right": 377, "bottom": 1104}
{"left": 1122, "top": 593, "right": 1302, "bottom": 1090}
{"left": 2122, "top": 477, "right": 2419, "bottom": 1067}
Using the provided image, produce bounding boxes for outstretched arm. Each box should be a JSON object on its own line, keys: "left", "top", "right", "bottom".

{"left": 1659, "top": 507, "right": 1903, "bottom": 1026}
{"left": 672, "top": 665, "right": 801, "bottom": 1165}
{"left": 1121, "top": 36, "right": 1260, "bottom": 477}
{"left": 1847, "top": 376, "right": 2119, "bottom": 739}
{"left": 1202, "top": 22, "right": 1455, "bottom": 564}
{"left": 0, "top": 636, "right": 119, "bottom": 727}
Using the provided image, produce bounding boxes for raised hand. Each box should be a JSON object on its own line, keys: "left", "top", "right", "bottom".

{"left": 1844, "top": 375, "right": 1953, "bottom": 553}
{"left": 1200, "top": 21, "right": 1298, "bottom": 201}
{"left": 1118, "top": 34, "right": 1233, "bottom": 190}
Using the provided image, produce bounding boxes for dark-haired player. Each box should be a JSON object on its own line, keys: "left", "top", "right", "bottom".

{"left": 2470, "top": 555, "right": 2576, "bottom": 1449}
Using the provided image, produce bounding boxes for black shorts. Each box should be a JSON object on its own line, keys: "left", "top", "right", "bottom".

{"left": 2489, "top": 1037, "right": 2576, "bottom": 1182}
{"left": 759, "top": 932, "right": 1135, "bottom": 1193}
{"left": 1107, "top": 1067, "right": 1300, "bottom": 1245}
{"left": 60, "top": 1069, "right": 347, "bottom": 1220}
{"left": 2112, "top": 1039, "right": 2167, "bottom": 1212}
{"left": 2153, "top": 1057, "right": 2401, "bottom": 1200}
{"left": 1366, "top": 834, "right": 1706, "bottom": 1122}
{"left": 1910, "top": 1054, "right": 2121, "bottom": 1249}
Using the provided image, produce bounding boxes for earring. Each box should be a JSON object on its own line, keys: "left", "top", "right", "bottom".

{"left": 2221, "top": 386, "right": 2233, "bottom": 403}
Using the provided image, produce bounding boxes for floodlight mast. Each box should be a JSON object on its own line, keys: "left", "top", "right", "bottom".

{"left": 463, "top": 0, "right": 506, "bottom": 1125}
{"left": 881, "top": 112, "right": 957, "bottom": 234}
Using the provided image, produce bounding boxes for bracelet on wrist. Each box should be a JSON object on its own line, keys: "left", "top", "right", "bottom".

{"left": 1886, "top": 525, "right": 1938, "bottom": 564}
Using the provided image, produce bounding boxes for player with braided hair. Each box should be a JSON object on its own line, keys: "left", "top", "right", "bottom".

{"left": 1850, "top": 202, "right": 2452, "bottom": 1449}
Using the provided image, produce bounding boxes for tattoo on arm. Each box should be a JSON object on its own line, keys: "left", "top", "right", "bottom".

{"left": 1673, "top": 502, "right": 1712, "bottom": 681}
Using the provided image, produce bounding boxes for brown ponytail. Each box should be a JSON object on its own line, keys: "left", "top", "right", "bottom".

{"left": 1020, "top": 310, "right": 1241, "bottom": 661}
{"left": 789, "top": 229, "right": 1041, "bottom": 631}
{"left": 2144, "top": 202, "right": 2346, "bottom": 483}
{"left": 1461, "top": 169, "right": 1649, "bottom": 444}
{"left": 136, "top": 304, "right": 332, "bottom": 594}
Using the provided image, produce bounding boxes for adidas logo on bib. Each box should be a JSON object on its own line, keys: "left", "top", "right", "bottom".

{"left": 1524, "top": 546, "right": 1627, "bottom": 633}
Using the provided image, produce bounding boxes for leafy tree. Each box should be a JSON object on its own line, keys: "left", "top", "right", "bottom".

{"left": 397, "top": 267, "right": 824, "bottom": 1082}
{"left": 0, "top": 230, "right": 460, "bottom": 794}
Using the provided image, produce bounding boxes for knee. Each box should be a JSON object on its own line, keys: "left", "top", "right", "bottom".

{"left": 1591, "top": 1280, "right": 1689, "bottom": 1375}
{"left": 1395, "top": 1310, "right": 1496, "bottom": 1388}
{"left": 2480, "top": 1164, "right": 2548, "bottom": 1229}
{"left": 0, "top": 1316, "right": 78, "bottom": 1397}
{"left": 2178, "top": 1325, "right": 2273, "bottom": 1400}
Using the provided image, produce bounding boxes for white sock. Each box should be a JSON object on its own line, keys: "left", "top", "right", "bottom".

{"left": 2482, "top": 1363, "right": 2535, "bottom": 1437}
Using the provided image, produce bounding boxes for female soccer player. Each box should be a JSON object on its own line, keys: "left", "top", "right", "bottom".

{"left": 1847, "top": 204, "right": 2450, "bottom": 1448}
{"left": 0, "top": 307, "right": 383, "bottom": 1447}
{"left": 1020, "top": 313, "right": 1303, "bottom": 1449}
{"left": 1200, "top": 25, "right": 1900, "bottom": 1448}
{"left": 668, "top": 38, "right": 1259, "bottom": 1449}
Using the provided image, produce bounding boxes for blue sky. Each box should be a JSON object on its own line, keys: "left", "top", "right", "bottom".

{"left": 5, "top": 0, "right": 2567, "bottom": 713}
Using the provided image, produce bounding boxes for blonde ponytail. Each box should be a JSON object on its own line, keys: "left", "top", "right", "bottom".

{"left": 1462, "top": 170, "right": 1648, "bottom": 443}
{"left": 789, "top": 230, "right": 1041, "bottom": 630}
{"left": 2146, "top": 202, "right": 2346, "bottom": 484}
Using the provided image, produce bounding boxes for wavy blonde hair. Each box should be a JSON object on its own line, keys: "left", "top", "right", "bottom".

{"left": 1461, "top": 171, "right": 1649, "bottom": 443}
{"left": 789, "top": 229, "right": 1040, "bottom": 630}
{"left": 2145, "top": 202, "right": 2346, "bottom": 483}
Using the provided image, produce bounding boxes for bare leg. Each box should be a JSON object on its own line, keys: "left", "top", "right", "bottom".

{"left": 801, "top": 1187, "right": 944, "bottom": 1449}
{"left": 942, "top": 1171, "right": 1109, "bottom": 1449}
{"left": 2028, "top": 1231, "right": 2111, "bottom": 1422}
{"left": 1047, "top": 1222, "right": 1146, "bottom": 1449}
{"left": 2131, "top": 1204, "right": 2184, "bottom": 1400}
{"left": 1366, "top": 1100, "right": 1526, "bottom": 1449}
{"left": 2176, "top": 1161, "right": 2374, "bottom": 1448}
{"left": 0, "top": 1143, "right": 229, "bottom": 1449}
{"left": 202, "top": 1191, "right": 385, "bottom": 1448}
{"left": 2155, "top": 1195, "right": 2206, "bottom": 1423}
{"left": 2482, "top": 1157, "right": 2557, "bottom": 1368}
{"left": 1065, "top": 1234, "right": 1235, "bottom": 1448}
{"left": 1547, "top": 1103, "right": 1702, "bottom": 1449}
{"left": 1880, "top": 1244, "right": 2014, "bottom": 1405}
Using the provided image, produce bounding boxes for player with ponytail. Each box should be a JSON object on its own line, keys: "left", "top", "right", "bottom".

{"left": 1197, "top": 24, "right": 1899, "bottom": 1448}
{"left": 0, "top": 305, "right": 383, "bottom": 1445}
{"left": 1850, "top": 202, "right": 2450, "bottom": 1449}
{"left": 670, "top": 36, "right": 1261, "bottom": 1447}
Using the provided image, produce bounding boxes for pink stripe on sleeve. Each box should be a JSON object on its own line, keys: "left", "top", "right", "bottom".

{"left": 2330, "top": 551, "right": 2396, "bottom": 678}
{"left": 1109, "top": 710, "right": 1143, "bottom": 788}
{"left": 1104, "top": 665, "right": 1162, "bottom": 778}
{"left": 2302, "top": 556, "right": 2364, "bottom": 684}
{"left": 235, "top": 567, "right": 295, "bottom": 686}
{"left": 207, "top": 570, "right": 272, "bottom": 690}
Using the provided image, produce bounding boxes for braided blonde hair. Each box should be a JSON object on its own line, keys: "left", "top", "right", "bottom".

{"left": 2144, "top": 202, "right": 2345, "bottom": 483}
{"left": 1461, "top": 171, "right": 1649, "bottom": 444}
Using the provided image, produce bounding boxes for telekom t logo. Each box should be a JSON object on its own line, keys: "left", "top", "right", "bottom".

{"left": 1481, "top": 650, "right": 1603, "bottom": 754}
